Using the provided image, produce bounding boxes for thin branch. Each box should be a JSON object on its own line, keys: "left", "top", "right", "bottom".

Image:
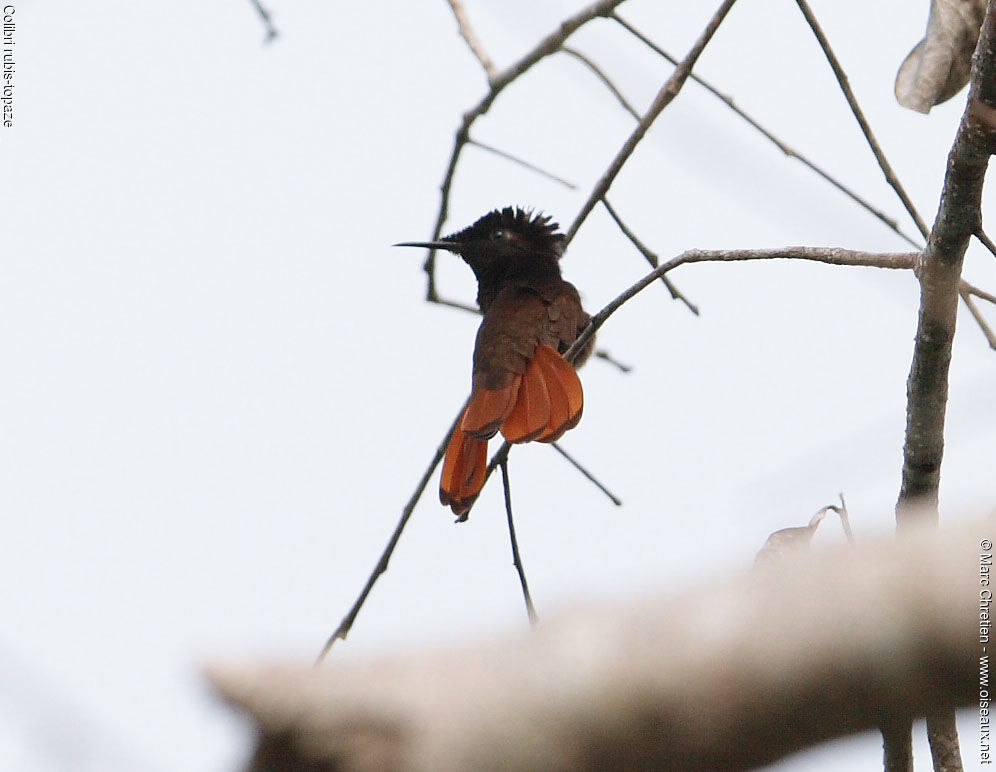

{"left": 499, "top": 460, "right": 538, "bottom": 626}
{"left": 976, "top": 226, "right": 996, "bottom": 259}
{"left": 601, "top": 197, "right": 700, "bottom": 315}
{"left": 565, "top": 247, "right": 917, "bottom": 364}
{"left": 445, "top": 0, "right": 497, "bottom": 80}
{"left": 316, "top": 411, "right": 461, "bottom": 663}
{"left": 550, "top": 442, "right": 623, "bottom": 506}
{"left": 793, "top": 0, "right": 930, "bottom": 240}
{"left": 423, "top": 0, "right": 628, "bottom": 300}
{"left": 611, "top": 11, "right": 922, "bottom": 250}
{"left": 429, "top": 296, "right": 480, "bottom": 314}
{"left": 963, "top": 278, "right": 996, "bottom": 305}
{"left": 247, "top": 0, "right": 278, "bottom": 42}
{"left": 836, "top": 493, "right": 855, "bottom": 544}
{"left": 561, "top": 47, "right": 641, "bottom": 120}
{"left": 593, "top": 349, "right": 633, "bottom": 372}
{"left": 960, "top": 286, "right": 996, "bottom": 349}
{"left": 566, "top": 0, "right": 740, "bottom": 244}
{"left": 467, "top": 138, "right": 578, "bottom": 189}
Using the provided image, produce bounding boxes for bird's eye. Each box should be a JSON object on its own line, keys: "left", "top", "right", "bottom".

{"left": 491, "top": 229, "right": 504, "bottom": 241}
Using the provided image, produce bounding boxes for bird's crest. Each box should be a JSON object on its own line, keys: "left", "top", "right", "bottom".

{"left": 444, "top": 207, "right": 566, "bottom": 257}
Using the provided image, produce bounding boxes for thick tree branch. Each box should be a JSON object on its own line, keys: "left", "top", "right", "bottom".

{"left": 897, "top": 0, "right": 996, "bottom": 524}
{"left": 211, "top": 516, "right": 982, "bottom": 772}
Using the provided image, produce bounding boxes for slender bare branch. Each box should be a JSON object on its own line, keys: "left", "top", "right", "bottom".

{"left": 550, "top": 442, "right": 623, "bottom": 506}
{"left": 601, "top": 197, "right": 700, "bottom": 315}
{"left": 976, "top": 226, "right": 996, "bottom": 259}
{"left": 793, "top": 0, "right": 930, "bottom": 240}
{"left": 445, "top": 0, "right": 497, "bottom": 80}
{"left": 835, "top": 493, "right": 855, "bottom": 544}
{"left": 593, "top": 349, "right": 633, "bottom": 372}
{"left": 565, "top": 247, "right": 917, "bottom": 364}
{"left": 566, "top": 0, "right": 740, "bottom": 244}
{"left": 561, "top": 47, "right": 641, "bottom": 120}
{"left": 611, "top": 11, "right": 922, "bottom": 250}
{"left": 499, "top": 460, "right": 538, "bottom": 625}
{"left": 962, "top": 278, "right": 996, "bottom": 305}
{"left": 247, "top": 0, "right": 278, "bottom": 42}
{"left": 466, "top": 138, "right": 578, "bottom": 189}
{"left": 960, "top": 286, "right": 996, "bottom": 349}
{"left": 316, "top": 410, "right": 461, "bottom": 662}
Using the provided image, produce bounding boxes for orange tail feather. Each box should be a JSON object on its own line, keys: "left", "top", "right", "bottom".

{"left": 460, "top": 375, "right": 521, "bottom": 439}
{"left": 440, "top": 410, "right": 488, "bottom": 517}
{"left": 500, "top": 354, "right": 552, "bottom": 443}
{"left": 532, "top": 344, "right": 583, "bottom": 441}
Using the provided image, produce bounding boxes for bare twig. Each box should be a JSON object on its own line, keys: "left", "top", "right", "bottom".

{"left": 835, "top": 493, "right": 855, "bottom": 544}
{"left": 561, "top": 47, "right": 641, "bottom": 120}
{"left": 316, "top": 411, "right": 461, "bottom": 662}
{"left": 611, "top": 11, "right": 922, "bottom": 250}
{"left": 976, "top": 226, "right": 996, "bottom": 259}
{"left": 467, "top": 138, "right": 578, "bottom": 189}
{"left": 499, "top": 460, "right": 538, "bottom": 625}
{"left": 445, "top": 0, "right": 497, "bottom": 80}
{"left": 960, "top": 286, "right": 996, "bottom": 349}
{"left": 962, "top": 278, "right": 996, "bottom": 305}
{"left": 601, "top": 197, "right": 700, "bottom": 315}
{"left": 247, "top": 0, "right": 278, "bottom": 42}
{"left": 565, "top": 247, "right": 917, "bottom": 364}
{"left": 550, "top": 443, "right": 623, "bottom": 506}
{"left": 593, "top": 349, "right": 633, "bottom": 372}
{"left": 566, "top": 0, "right": 740, "bottom": 244}
{"left": 793, "top": 0, "right": 930, "bottom": 240}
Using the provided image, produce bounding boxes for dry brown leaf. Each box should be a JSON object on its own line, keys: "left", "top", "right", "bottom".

{"left": 896, "top": 0, "right": 987, "bottom": 113}
{"left": 754, "top": 524, "right": 818, "bottom": 566}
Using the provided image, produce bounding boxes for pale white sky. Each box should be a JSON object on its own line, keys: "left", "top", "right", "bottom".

{"left": 1, "top": 1, "right": 994, "bottom": 770}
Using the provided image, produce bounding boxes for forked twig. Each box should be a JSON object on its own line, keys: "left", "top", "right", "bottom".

{"left": 500, "top": 460, "right": 538, "bottom": 625}
{"left": 601, "top": 197, "right": 700, "bottom": 315}
{"left": 423, "top": 0, "right": 629, "bottom": 301}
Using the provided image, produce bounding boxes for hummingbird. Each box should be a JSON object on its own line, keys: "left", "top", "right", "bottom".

{"left": 396, "top": 207, "right": 592, "bottom": 519}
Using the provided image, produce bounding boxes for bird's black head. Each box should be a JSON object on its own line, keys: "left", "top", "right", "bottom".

{"left": 395, "top": 206, "right": 566, "bottom": 277}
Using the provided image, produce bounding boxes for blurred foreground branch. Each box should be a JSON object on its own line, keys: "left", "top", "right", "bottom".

{"left": 210, "top": 515, "right": 981, "bottom": 772}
